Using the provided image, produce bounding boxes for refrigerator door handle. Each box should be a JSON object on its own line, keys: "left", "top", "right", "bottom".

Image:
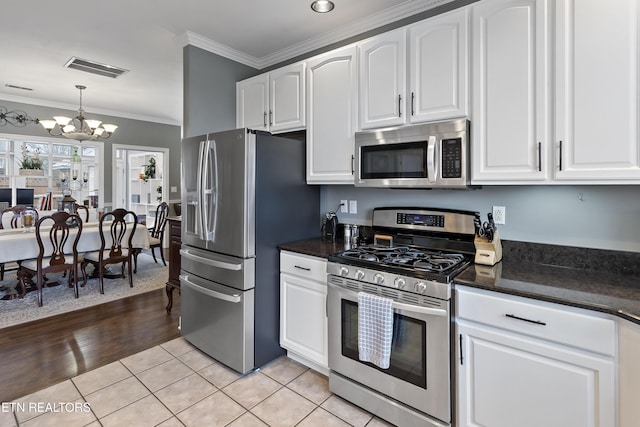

{"left": 201, "top": 139, "right": 219, "bottom": 242}
{"left": 180, "top": 274, "right": 242, "bottom": 303}
{"left": 196, "top": 139, "right": 206, "bottom": 240}
{"left": 180, "top": 248, "right": 242, "bottom": 271}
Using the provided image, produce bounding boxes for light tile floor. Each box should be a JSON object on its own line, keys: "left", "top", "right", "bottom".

{"left": 0, "top": 337, "right": 395, "bottom": 427}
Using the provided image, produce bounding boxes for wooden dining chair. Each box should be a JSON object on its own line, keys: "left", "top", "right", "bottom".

{"left": 0, "top": 205, "right": 40, "bottom": 280}
{"left": 73, "top": 203, "right": 89, "bottom": 222}
{"left": 132, "top": 202, "right": 168, "bottom": 273}
{"left": 84, "top": 208, "right": 138, "bottom": 294}
{"left": 17, "top": 211, "right": 83, "bottom": 307}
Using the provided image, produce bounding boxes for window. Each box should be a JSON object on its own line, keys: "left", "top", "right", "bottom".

{"left": 0, "top": 136, "right": 101, "bottom": 209}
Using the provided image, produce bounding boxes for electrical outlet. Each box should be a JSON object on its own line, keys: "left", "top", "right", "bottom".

{"left": 349, "top": 200, "right": 357, "bottom": 214}
{"left": 340, "top": 200, "right": 348, "bottom": 213}
{"left": 170, "top": 186, "right": 177, "bottom": 193}
{"left": 492, "top": 206, "right": 506, "bottom": 225}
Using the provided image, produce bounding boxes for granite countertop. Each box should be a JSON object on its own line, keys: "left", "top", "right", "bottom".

{"left": 277, "top": 237, "right": 640, "bottom": 325}
{"left": 278, "top": 237, "right": 349, "bottom": 259}
{"left": 454, "top": 262, "right": 640, "bottom": 324}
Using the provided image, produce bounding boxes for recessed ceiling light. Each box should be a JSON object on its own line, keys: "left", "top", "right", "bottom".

{"left": 311, "top": 0, "right": 335, "bottom": 13}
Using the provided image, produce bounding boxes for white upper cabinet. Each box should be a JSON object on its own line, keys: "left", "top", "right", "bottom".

{"left": 471, "top": 0, "right": 550, "bottom": 183}
{"left": 472, "top": 0, "right": 640, "bottom": 184}
{"left": 359, "top": 29, "right": 407, "bottom": 129}
{"left": 358, "top": 8, "right": 469, "bottom": 131}
{"left": 409, "top": 7, "right": 469, "bottom": 124}
{"left": 236, "top": 73, "right": 269, "bottom": 131}
{"left": 554, "top": 0, "right": 640, "bottom": 181}
{"left": 306, "top": 45, "right": 358, "bottom": 184}
{"left": 236, "top": 62, "right": 306, "bottom": 133}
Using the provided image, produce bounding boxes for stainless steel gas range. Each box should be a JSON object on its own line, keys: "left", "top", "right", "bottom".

{"left": 327, "top": 207, "right": 479, "bottom": 427}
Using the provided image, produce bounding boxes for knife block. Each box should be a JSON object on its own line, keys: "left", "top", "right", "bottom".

{"left": 474, "top": 230, "right": 503, "bottom": 266}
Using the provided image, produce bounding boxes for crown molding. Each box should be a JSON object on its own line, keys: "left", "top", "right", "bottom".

{"left": 0, "top": 92, "right": 182, "bottom": 126}
{"left": 179, "top": 31, "right": 262, "bottom": 69}
{"left": 179, "top": 0, "right": 455, "bottom": 70}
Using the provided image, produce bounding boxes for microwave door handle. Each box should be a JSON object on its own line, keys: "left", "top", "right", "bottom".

{"left": 427, "top": 135, "right": 437, "bottom": 183}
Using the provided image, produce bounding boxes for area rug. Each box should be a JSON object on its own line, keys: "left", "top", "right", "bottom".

{"left": 0, "top": 253, "right": 168, "bottom": 329}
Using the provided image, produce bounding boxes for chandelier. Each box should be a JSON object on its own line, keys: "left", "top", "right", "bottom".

{"left": 39, "top": 85, "right": 117, "bottom": 142}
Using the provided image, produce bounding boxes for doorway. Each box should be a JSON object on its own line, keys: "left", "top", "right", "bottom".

{"left": 112, "top": 145, "right": 169, "bottom": 223}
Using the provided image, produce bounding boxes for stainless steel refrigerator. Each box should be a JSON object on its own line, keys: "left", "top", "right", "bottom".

{"left": 180, "top": 128, "right": 319, "bottom": 374}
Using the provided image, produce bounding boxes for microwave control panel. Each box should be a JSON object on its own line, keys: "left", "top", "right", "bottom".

{"left": 441, "top": 138, "right": 462, "bottom": 178}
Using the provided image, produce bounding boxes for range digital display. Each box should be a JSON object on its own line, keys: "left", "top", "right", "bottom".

{"left": 396, "top": 213, "right": 445, "bottom": 227}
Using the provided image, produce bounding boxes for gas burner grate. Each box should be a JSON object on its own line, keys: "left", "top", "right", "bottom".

{"left": 337, "top": 245, "right": 468, "bottom": 274}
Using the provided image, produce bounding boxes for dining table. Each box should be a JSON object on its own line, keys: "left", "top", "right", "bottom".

{"left": 0, "top": 217, "right": 151, "bottom": 299}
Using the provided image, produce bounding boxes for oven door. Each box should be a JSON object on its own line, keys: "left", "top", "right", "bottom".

{"left": 327, "top": 279, "right": 451, "bottom": 423}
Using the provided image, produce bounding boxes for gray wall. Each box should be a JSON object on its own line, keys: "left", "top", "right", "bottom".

{"left": 183, "top": 45, "right": 257, "bottom": 137}
{"left": 180, "top": 3, "right": 640, "bottom": 255}
{"left": 0, "top": 99, "right": 181, "bottom": 205}
{"left": 321, "top": 185, "right": 640, "bottom": 253}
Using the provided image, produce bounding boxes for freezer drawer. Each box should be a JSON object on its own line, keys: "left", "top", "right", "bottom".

{"left": 180, "top": 245, "right": 254, "bottom": 291}
{"left": 180, "top": 273, "right": 255, "bottom": 374}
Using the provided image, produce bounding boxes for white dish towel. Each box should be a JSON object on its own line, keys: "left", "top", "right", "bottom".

{"left": 358, "top": 291, "right": 394, "bottom": 369}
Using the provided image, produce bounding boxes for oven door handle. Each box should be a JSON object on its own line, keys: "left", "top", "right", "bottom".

{"left": 329, "top": 282, "right": 448, "bottom": 317}
{"left": 391, "top": 299, "right": 448, "bottom": 317}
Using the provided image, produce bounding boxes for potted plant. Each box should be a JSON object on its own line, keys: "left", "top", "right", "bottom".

{"left": 143, "top": 157, "right": 156, "bottom": 181}
{"left": 19, "top": 146, "right": 44, "bottom": 176}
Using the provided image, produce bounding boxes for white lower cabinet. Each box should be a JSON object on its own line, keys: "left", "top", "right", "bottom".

{"left": 279, "top": 251, "right": 328, "bottom": 373}
{"left": 618, "top": 319, "right": 640, "bottom": 427}
{"left": 456, "top": 286, "right": 616, "bottom": 427}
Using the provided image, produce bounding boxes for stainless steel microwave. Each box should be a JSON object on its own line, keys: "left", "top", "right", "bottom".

{"left": 354, "top": 119, "right": 471, "bottom": 189}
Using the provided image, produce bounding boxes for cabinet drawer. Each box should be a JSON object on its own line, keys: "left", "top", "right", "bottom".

{"left": 280, "top": 251, "right": 327, "bottom": 283}
{"left": 456, "top": 286, "right": 615, "bottom": 356}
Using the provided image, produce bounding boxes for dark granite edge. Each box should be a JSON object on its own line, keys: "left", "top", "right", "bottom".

{"left": 278, "top": 237, "right": 640, "bottom": 326}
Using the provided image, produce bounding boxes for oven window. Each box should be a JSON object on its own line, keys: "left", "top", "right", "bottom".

{"left": 341, "top": 300, "right": 427, "bottom": 388}
{"left": 360, "top": 141, "right": 426, "bottom": 179}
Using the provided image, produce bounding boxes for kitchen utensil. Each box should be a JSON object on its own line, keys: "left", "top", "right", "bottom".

{"left": 323, "top": 211, "right": 339, "bottom": 240}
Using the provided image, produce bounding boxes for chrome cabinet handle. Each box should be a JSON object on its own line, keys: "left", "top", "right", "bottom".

{"left": 269, "top": 110, "right": 273, "bottom": 126}
{"left": 538, "top": 142, "right": 542, "bottom": 172}
{"left": 559, "top": 140, "right": 563, "bottom": 171}
{"left": 505, "top": 313, "right": 547, "bottom": 326}
{"left": 263, "top": 111, "right": 267, "bottom": 127}
{"left": 411, "top": 92, "right": 415, "bottom": 115}
{"left": 398, "top": 94, "right": 402, "bottom": 117}
{"left": 351, "top": 154, "right": 355, "bottom": 175}
{"left": 294, "top": 265, "right": 311, "bottom": 271}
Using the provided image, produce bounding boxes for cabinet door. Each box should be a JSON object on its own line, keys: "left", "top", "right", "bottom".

{"left": 471, "top": 0, "right": 550, "bottom": 183}
{"left": 555, "top": 0, "right": 640, "bottom": 181}
{"left": 306, "top": 45, "right": 358, "bottom": 184}
{"left": 457, "top": 321, "right": 615, "bottom": 427}
{"left": 359, "top": 29, "right": 407, "bottom": 129}
{"left": 619, "top": 319, "right": 640, "bottom": 427}
{"left": 269, "top": 62, "right": 306, "bottom": 133}
{"left": 409, "top": 7, "right": 469, "bottom": 124}
{"left": 280, "top": 273, "right": 328, "bottom": 369}
{"left": 236, "top": 73, "right": 269, "bottom": 130}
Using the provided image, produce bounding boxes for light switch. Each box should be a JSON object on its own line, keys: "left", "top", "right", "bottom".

{"left": 170, "top": 186, "right": 177, "bottom": 193}
{"left": 349, "top": 200, "right": 357, "bottom": 214}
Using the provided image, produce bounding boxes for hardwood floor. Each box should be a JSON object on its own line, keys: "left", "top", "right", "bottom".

{"left": 0, "top": 288, "right": 181, "bottom": 402}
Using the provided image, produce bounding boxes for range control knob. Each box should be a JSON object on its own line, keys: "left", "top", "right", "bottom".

{"left": 394, "top": 278, "right": 406, "bottom": 289}
{"left": 415, "top": 282, "right": 427, "bottom": 294}
{"left": 355, "top": 270, "right": 365, "bottom": 280}
{"left": 340, "top": 267, "right": 349, "bottom": 277}
{"left": 373, "top": 273, "right": 385, "bottom": 284}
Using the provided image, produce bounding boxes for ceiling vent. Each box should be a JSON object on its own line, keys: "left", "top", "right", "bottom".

{"left": 64, "top": 57, "right": 129, "bottom": 79}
